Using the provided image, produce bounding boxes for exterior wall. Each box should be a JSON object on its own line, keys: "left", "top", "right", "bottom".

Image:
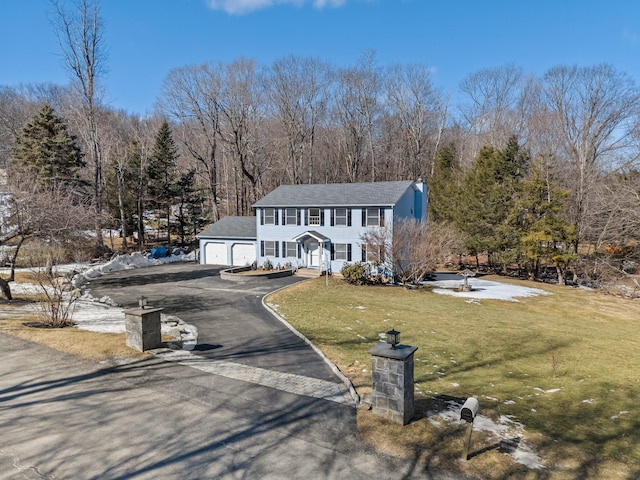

{"left": 253, "top": 181, "right": 428, "bottom": 273}
{"left": 393, "top": 182, "right": 428, "bottom": 223}
{"left": 199, "top": 238, "right": 257, "bottom": 266}
{"left": 255, "top": 206, "right": 392, "bottom": 272}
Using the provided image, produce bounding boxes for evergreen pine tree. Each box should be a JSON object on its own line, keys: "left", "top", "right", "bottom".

{"left": 10, "top": 104, "right": 85, "bottom": 190}
{"left": 148, "top": 121, "right": 179, "bottom": 248}
{"left": 456, "top": 138, "right": 529, "bottom": 269}
{"left": 513, "top": 157, "right": 576, "bottom": 283}
{"left": 428, "top": 144, "right": 462, "bottom": 223}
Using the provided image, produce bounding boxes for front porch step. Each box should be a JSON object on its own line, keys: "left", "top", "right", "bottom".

{"left": 294, "top": 268, "right": 326, "bottom": 278}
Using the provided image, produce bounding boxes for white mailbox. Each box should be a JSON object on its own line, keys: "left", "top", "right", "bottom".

{"left": 460, "top": 397, "right": 479, "bottom": 423}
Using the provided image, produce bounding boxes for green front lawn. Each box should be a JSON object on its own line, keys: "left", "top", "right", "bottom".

{"left": 266, "top": 276, "right": 640, "bottom": 479}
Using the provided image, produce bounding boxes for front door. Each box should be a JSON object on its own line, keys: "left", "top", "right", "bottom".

{"left": 307, "top": 239, "right": 320, "bottom": 267}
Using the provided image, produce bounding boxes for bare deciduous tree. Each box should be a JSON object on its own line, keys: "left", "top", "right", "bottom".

{"left": 159, "top": 62, "right": 224, "bottom": 221}
{"left": 361, "top": 220, "right": 461, "bottom": 286}
{"left": 51, "top": 0, "right": 107, "bottom": 251}
{"left": 542, "top": 64, "right": 640, "bottom": 250}
{"left": 266, "top": 56, "right": 331, "bottom": 185}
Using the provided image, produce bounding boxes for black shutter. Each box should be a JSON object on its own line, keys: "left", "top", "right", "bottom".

{"left": 275, "top": 209, "right": 279, "bottom": 226}
{"left": 347, "top": 244, "right": 352, "bottom": 261}
{"left": 297, "top": 209, "right": 300, "bottom": 226}
{"left": 305, "top": 209, "right": 309, "bottom": 226}
{"left": 320, "top": 209, "right": 325, "bottom": 226}
{"left": 275, "top": 241, "right": 279, "bottom": 257}
{"left": 379, "top": 208, "right": 385, "bottom": 227}
{"left": 330, "top": 209, "right": 334, "bottom": 226}
{"left": 260, "top": 209, "right": 264, "bottom": 225}
{"left": 260, "top": 241, "right": 264, "bottom": 256}
{"left": 347, "top": 209, "right": 352, "bottom": 227}
{"left": 361, "top": 246, "right": 366, "bottom": 262}
{"left": 331, "top": 244, "right": 335, "bottom": 260}
{"left": 362, "top": 209, "right": 366, "bottom": 227}
{"left": 297, "top": 243, "right": 302, "bottom": 258}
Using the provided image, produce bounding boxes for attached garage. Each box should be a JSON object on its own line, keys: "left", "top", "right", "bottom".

{"left": 231, "top": 243, "right": 256, "bottom": 266}
{"left": 197, "top": 216, "right": 257, "bottom": 266}
{"left": 204, "top": 242, "right": 226, "bottom": 265}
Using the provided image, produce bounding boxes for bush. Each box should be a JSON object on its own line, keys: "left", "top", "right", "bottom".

{"left": 340, "top": 262, "right": 370, "bottom": 285}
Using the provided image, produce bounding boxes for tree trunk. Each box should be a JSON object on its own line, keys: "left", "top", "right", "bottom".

{"left": 0, "top": 277, "right": 12, "bottom": 301}
{"left": 117, "top": 170, "right": 128, "bottom": 250}
{"left": 556, "top": 265, "right": 566, "bottom": 286}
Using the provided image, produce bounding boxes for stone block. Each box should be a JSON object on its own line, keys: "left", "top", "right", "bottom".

{"left": 124, "top": 307, "right": 163, "bottom": 352}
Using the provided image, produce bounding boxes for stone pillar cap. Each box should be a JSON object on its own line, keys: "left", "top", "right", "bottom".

{"left": 368, "top": 342, "right": 418, "bottom": 360}
{"left": 123, "top": 307, "right": 164, "bottom": 315}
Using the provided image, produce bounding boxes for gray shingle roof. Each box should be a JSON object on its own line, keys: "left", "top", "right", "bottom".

{"left": 197, "top": 216, "right": 256, "bottom": 240}
{"left": 252, "top": 180, "right": 416, "bottom": 208}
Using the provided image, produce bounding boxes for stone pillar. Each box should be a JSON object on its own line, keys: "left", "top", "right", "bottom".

{"left": 124, "top": 307, "right": 163, "bottom": 351}
{"left": 368, "top": 342, "right": 418, "bottom": 425}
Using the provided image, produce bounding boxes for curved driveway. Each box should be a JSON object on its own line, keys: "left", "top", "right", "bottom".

{"left": 87, "top": 262, "right": 337, "bottom": 382}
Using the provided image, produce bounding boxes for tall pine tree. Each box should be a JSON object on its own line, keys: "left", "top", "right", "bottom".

{"left": 456, "top": 137, "right": 529, "bottom": 269}
{"left": 428, "top": 144, "right": 462, "bottom": 223}
{"left": 148, "top": 121, "right": 179, "bottom": 249}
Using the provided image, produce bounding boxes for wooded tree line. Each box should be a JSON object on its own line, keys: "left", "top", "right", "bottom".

{"left": 1, "top": 0, "right": 639, "bottom": 291}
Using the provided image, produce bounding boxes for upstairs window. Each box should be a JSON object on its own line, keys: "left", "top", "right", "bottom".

{"left": 307, "top": 208, "right": 323, "bottom": 226}
{"left": 364, "top": 207, "right": 385, "bottom": 227}
{"left": 262, "top": 208, "right": 277, "bottom": 225}
{"left": 285, "top": 208, "right": 299, "bottom": 226}
{"left": 332, "top": 208, "right": 351, "bottom": 227}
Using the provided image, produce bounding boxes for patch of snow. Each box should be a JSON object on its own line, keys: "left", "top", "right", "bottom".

{"left": 582, "top": 399, "right": 594, "bottom": 404}
{"left": 71, "top": 251, "right": 195, "bottom": 288}
{"left": 425, "top": 278, "right": 551, "bottom": 302}
{"left": 534, "top": 387, "right": 561, "bottom": 394}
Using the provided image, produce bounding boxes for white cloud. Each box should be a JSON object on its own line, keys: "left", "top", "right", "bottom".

{"left": 206, "top": 0, "right": 346, "bottom": 15}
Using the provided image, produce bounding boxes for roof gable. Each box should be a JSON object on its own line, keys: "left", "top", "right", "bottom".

{"left": 252, "top": 180, "right": 416, "bottom": 208}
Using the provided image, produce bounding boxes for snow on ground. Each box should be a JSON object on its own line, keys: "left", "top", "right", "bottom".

{"left": 7, "top": 252, "right": 198, "bottom": 349}
{"left": 71, "top": 251, "right": 195, "bottom": 288}
{"left": 424, "top": 277, "right": 551, "bottom": 302}
{"left": 428, "top": 399, "right": 543, "bottom": 469}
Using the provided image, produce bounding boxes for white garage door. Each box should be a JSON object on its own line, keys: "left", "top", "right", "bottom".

{"left": 204, "top": 242, "right": 227, "bottom": 265}
{"left": 232, "top": 243, "right": 256, "bottom": 266}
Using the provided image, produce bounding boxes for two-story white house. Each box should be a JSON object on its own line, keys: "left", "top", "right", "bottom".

{"left": 197, "top": 180, "right": 427, "bottom": 273}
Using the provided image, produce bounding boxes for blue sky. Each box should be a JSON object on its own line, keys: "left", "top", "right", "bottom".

{"left": 2, "top": 0, "right": 640, "bottom": 115}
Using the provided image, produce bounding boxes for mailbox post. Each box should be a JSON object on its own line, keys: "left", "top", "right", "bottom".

{"left": 460, "top": 397, "right": 479, "bottom": 461}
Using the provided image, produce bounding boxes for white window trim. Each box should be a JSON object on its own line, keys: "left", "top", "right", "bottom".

{"left": 285, "top": 241, "right": 297, "bottom": 258}
{"left": 334, "top": 208, "right": 348, "bottom": 227}
{"left": 334, "top": 243, "right": 348, "bottom": 261}
{"left": 308, "top": 208, "right": 321, "bottom": 226}
{"left": 285, "top": 208, "right": 298, "bottom": 226}
{"left": 263, "top": 208, "right": 276, "bottom": 225}
{"left": 264, "top": 240, "right": 277, "bottom": 257}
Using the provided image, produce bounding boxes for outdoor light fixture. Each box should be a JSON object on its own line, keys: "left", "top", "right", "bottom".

{"left": 138, "top": 295, "right": 148, "bottom": 310}
{"left": 386, "top": 328, "right": 400, "bottom": 349}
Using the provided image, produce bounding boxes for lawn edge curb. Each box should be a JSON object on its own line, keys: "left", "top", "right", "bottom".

{"left": 262, "top": 281, "right": 361, "bottom": 408}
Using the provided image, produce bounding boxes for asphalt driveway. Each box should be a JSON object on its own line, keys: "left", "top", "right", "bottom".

{"left": 87, "top": 262, "right": 337, "bottom": 381}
